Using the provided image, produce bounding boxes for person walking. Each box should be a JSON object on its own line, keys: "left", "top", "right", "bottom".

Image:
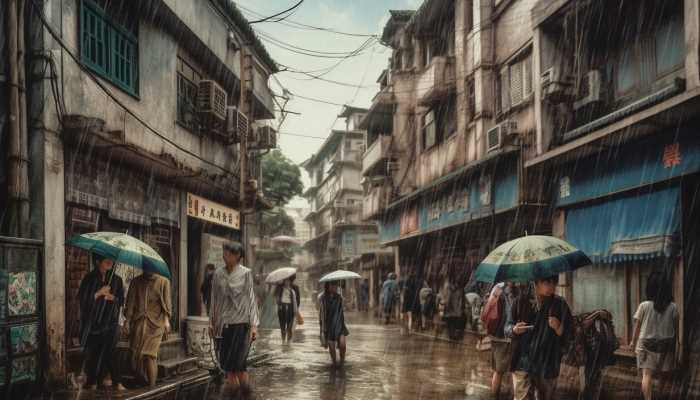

{"left": 402, "top": 274, "right": 420, "bottom": 332}
{"left": 200, "top": 263, "right": 216, "bottom": 316}
{"left": 483, "top": 282, "right": 517, "bottom": 400}
{"left": 78, "top": 255, "right": 125, "bottom": 391}
{"left": 630, "top": 272, "right": 679, "bottom": 400}
{"left": 209, "top": 242, "right": 259, "bottom": 397}
{"left": 123, "top": 270, "right": 171, "bottom": 387}
{"left": 274, "top": 276, "right": 300, "bottom": 343}
{"left": 319, "top": 281, "right": 349, "bottom": 368}
{"left": 359, "top": 279, "right": 370, "bottom": 312}
{"left": 443, "top": 278, "right": 466, "bottom": 341}
{"left": 419, "top": 280, "right": 435, "bottom": 331}
{"left": 381, "top": 273, "right": 398, "bottom": 324}
{"left": 508, "top": 275, "right": 572, "bottom": 400}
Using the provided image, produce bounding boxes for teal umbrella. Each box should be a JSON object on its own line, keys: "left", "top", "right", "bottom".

{"left": 474, "top": 235, "right": 591, "bottom": 283}
{"left": 67, "top": 232, "right": 171, "bottom": 279}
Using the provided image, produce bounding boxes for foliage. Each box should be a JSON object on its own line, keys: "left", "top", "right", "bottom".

{"left": 261, "top": 207, "right": 296, "bottom": 238}
{"left": 261, "top": 150, "right": 304, "bottom": 206}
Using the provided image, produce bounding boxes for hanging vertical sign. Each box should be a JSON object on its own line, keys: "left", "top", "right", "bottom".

{"left": 187, "top": 193, "right": 240, "bottom": 230}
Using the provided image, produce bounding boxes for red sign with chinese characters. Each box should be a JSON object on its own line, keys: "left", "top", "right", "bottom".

{"left": 663, "top": 143, "right": 681, "bottom": 169}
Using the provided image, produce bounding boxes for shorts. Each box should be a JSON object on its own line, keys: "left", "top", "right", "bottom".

{"left": 490, "top": 340, "right": 512, "bottom": 373}
{"left": 218, "top": 324, "right": 251, "bottom": 372}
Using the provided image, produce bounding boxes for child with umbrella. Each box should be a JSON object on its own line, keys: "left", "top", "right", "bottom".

{"left": 318, "top": 270, "right": 360, "bottom": 368}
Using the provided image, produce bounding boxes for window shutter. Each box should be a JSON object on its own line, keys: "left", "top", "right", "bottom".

{"left": 523, "top": 55, "right": 533, "bottom": 97}
{"left": 510, "top": 61, "right": 523, "bottom": 106}
{"left": 499, "top": 68, "right": 510, "bottom": 113}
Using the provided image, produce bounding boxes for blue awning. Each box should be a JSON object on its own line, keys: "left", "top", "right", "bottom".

{"left": 565, "top": 186, "right": 680, "bottom": 263}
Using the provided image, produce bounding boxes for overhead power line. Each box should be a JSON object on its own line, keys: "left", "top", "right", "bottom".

{"left": 238, "top": 3, "right": 377, "bottom": 37}
{"left": 249, "top": 0, "right": 305, "bottom": 24}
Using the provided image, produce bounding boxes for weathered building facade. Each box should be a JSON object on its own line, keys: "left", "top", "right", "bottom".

{"left": 365, "top": 0, "right": 700, "bottom": 389}
{"left": 302, "top": 107, "right": 382, "bottom": 306}
{"left": 1, "top": 0, "right": 278, "bottom": 390}
{"left": 365, "top": 0, "right": 547, "bottom": 308}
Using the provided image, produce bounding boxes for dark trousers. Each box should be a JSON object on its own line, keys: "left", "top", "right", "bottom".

{"left": 278, "top": 303, "right": 295, "bottom": 334}
{"left": 84, "top": 328, "right": 121, "bottom": 385}
{"left": 445, "top": 317, "right": 466, "bottom": 341}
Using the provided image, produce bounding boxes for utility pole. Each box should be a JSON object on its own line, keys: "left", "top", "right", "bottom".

{"left": 239, "top": 44, "right": 253, "bottom": 259}
{"left": 7, "top": 0, "right": 30, "bottom": 237}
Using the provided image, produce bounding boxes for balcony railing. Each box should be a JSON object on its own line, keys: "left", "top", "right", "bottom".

{"left": 362, "top": 135, "right": 391, "bottom": 176}
{"left": 362, "top": 185, "right": 391, "bottom": 221}
{"left": 416, "top": 56, "right": 456, "bottom": 106}
{"left": 372, "top": 87, "right": 395, "bottom": 107}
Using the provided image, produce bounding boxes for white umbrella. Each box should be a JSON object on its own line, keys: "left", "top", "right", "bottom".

{"left": 265, "top": 267, "right": 297, "bottom": 284}
{"left": 319, "top": 269, "right": 362, "bottom": 283}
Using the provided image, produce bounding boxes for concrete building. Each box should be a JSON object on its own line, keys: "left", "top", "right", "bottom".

{"left": 365, "top": 1, "right": 547, "bottom": 315}
{"left": 528, "top": 0, "right": 700, "bottom": 374}
{"left": 365, "top": 0, "right": 700, "bottom": 392}
{"left": 1, "top": 0, "right": 277, "bottom": 390}
{"left": 302, "top": 106, "right": 382, "bottom": 307}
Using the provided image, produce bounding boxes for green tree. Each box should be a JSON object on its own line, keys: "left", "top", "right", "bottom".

{"left": 261, "top": 149, "right": 303, "bottom": 206}
{"left": 261, "top": 207, "right": 296, "bottom": 238}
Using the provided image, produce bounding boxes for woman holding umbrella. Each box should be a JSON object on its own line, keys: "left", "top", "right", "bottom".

{"left": 68, "top": 231, "right": 173, "bottom": 388}
{"left": 78, "top": 254, "right": 125, "bottom": 391}
{"left": 318, "top": 270, "right": 359, "bottom": 368}
{"left": 274, "top": 275, "right": 300, "bottom": 343}
{"left": 319, "top": 281, "right": 349, "bottom": 368}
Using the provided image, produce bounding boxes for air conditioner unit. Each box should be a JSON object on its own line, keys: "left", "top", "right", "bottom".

{"left": 573, "top": 70, "right": 602, "bottom": 110}
{"left": 333, "top": 200, "right": 346, "bottom": 208}
{"left": 252, "top": 126, "right": 277, "bottom": 150}
{"left": 197, "top": 80, "right": 227, "bottom": 121}
{"left": 541, "top": 67, "right": 571, "bottom": 101}
{"left": 225, "top": 106, "right": 247, "bottom": 143}
{"left": 487, "top": 120, "right": 517, "bottom": 152}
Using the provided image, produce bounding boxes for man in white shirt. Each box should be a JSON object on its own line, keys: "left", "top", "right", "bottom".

{"left": 209, "top": 242, "right": 259, "bottom": 396}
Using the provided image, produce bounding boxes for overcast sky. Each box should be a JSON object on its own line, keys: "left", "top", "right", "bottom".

{"left": 235, "top": 0, "right": 421, "bottom": 207}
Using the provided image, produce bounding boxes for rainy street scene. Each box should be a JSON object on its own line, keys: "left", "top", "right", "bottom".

{"left": 2, "top": 0, "right": 700, "bottom": 399}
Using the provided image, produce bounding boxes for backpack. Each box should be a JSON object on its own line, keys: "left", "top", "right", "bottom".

{"left": 480, "top": 285, "right": 503, "bottom": 336}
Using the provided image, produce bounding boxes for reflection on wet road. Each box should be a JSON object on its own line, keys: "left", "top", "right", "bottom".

{"left": 211, "top": 304, "right": 500, "bottom": 400}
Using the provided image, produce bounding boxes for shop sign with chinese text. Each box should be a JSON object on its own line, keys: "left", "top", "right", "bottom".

{"left": 187, "top": 193, "right": 240, "bottom": 230}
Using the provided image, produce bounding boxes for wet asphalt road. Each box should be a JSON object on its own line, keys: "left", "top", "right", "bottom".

{"left": 207, "top": 303, "right": 613, "bottom": 400}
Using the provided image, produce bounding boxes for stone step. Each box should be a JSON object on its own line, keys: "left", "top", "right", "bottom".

{"left": 157, "top": 356, "right": 199, "bottom": 380}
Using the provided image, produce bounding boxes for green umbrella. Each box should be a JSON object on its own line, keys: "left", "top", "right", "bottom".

{"left": 474, "top": 235, "right": 591, "bottom": 283}
{"left": 67, "top": 232, "right": 171, "bottom": 279}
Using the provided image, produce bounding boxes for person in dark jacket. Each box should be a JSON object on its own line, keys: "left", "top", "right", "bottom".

{"left": 319, "top": 281, "right": 349, "bottom": 368}
{"left": 274, "top": 275, "right": 301, "bottom": 342}
{"left": 78, "top": 254, "right": 125, "bottom": 391}
{"left": 508, "top": 275, "right": 572, "bottom": 400}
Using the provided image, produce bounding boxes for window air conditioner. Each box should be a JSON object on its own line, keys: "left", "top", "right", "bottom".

{"left": 197, "top": 80, "right": 227, "bottom": 122}
{"left": 487, "top": 120, "right": 517, "bottom": 152}
{"left": 541, "top": 67, "right": 572, "bottom": 101}
{"left": 225, "top": 106, "right": 247, "bottom": 143}
{"left": 253, "top": 126, "right": 277, "bottom": 150}
{"left": 573, "top": 70, "right": 602, "bottom": 110}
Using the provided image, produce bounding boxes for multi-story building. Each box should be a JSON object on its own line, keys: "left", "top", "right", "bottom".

{"left": 0, "top": 0, "right": 277, "bottom": 390}
{"left": 365, "top": 0, "right": 700, "bottom": 391}
{"left": 529, "top": 0, "right": 700, "bottom": 364}
{"left": 365, "top": 1, "right": 547, "bottom": 305}
{"left": 302, "top": 107, "right": 382, "bottom": 297}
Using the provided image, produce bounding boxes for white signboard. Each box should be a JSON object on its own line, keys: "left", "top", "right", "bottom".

{"left": 187, "top": 193, "right": 240, "bottom": 230}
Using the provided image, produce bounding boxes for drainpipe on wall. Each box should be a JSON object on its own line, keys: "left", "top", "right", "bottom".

{"left": 6, "top": 0, "right": 30, "bottom": 238}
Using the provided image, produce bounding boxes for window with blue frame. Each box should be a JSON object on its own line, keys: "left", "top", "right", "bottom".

{"left": 80, "top": 0, "right": 138, "bottom": 96}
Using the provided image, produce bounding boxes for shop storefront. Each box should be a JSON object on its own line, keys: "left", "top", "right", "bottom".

{"left": 64, "top": 154, "right": 182, "bottom": 355}
{"left": 378, "top": 153, "right": 539, "bottom": 292}
{"left": 185, "top": 193, "right": 241, "bottom": 317}
{"left": 553, "top": 129, "right": 700, "bottom": 345}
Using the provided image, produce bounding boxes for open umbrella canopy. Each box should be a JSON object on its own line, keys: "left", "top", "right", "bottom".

{"left": 474, "top": 235, "right": 591, "bottom": 283}
{"left": 67, "top": 232, "right": 171, "bottom": 279}
{"left": 271, "top": 235, "right": 302, "bottom": 245}
{"left": 319, "top": 270, "right": 361, "bottom": 283}
{"left": 265, "top": 267, "right": 297, "bottom": 284}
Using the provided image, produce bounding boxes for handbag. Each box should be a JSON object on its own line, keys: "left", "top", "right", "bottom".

{"left": 296, "top": 312, "right": 305, "bottom": 326}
